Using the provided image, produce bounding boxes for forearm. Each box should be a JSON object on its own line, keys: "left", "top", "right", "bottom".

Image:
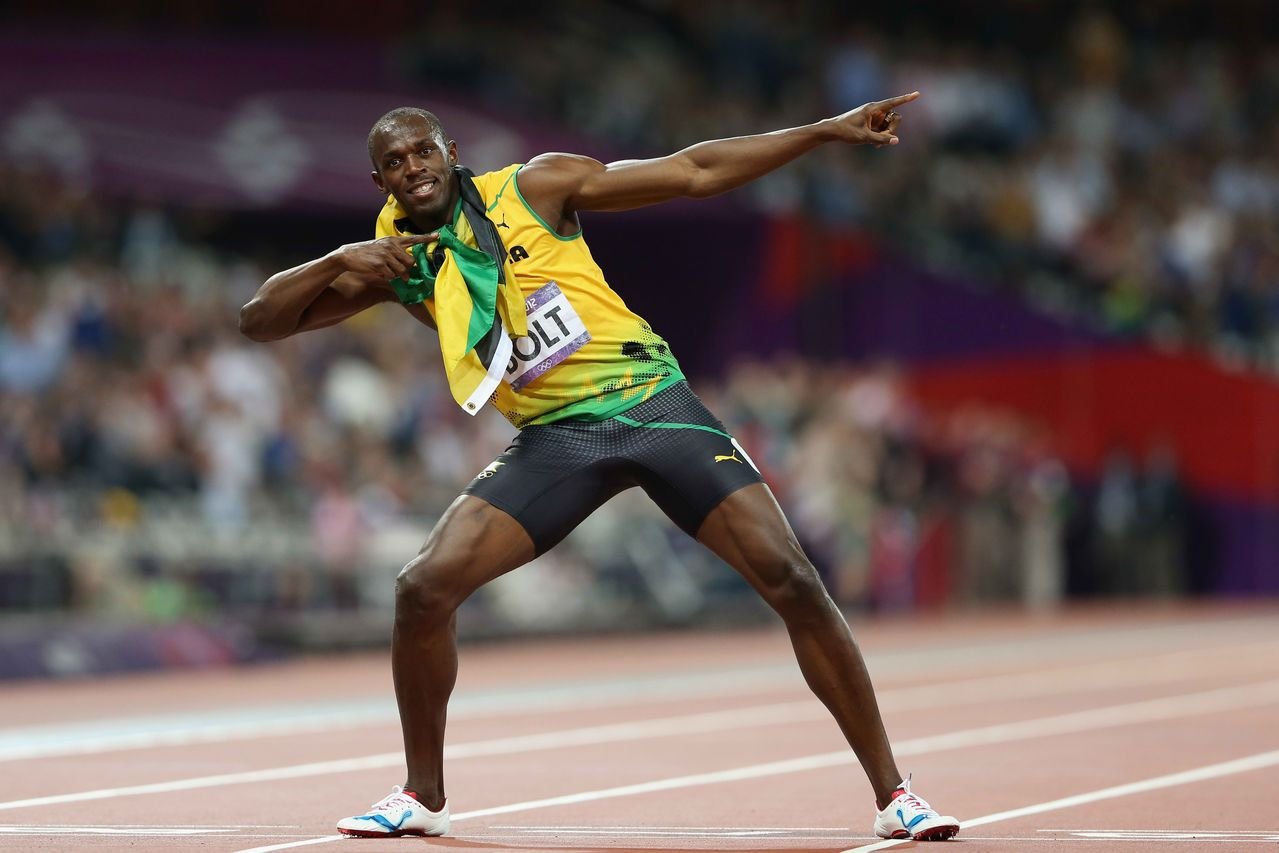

{"left": 239, "top": 253, "right": 346, "bottom": 342}
{"left": 677, "top": 120, "right": 838, "bottom": 198}
{"left": 534, "top": 93, "right": 912, "bottom": 215}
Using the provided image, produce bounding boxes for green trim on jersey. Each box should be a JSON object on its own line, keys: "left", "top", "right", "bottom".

{"left": 486, "top": 170, "right": 519, "bottom": 214}
{"left": 513, "top": 166, "right": 583, "bottom": 241}
{"left": 610, "top": 413, "right": 733, "bottom": 439}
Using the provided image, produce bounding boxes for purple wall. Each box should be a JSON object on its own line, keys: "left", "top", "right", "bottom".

{"left": 0, "top": 33, "right": 613, "bottom": 211}
{"left": 0, "top": 622, "right": 270, "bottom": 681}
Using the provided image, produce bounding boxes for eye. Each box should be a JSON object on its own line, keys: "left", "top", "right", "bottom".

{"left": 421, "top": 146, "right": 433, "bottom": 156}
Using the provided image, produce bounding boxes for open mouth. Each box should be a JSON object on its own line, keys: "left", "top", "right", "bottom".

{"left": 407, "top": 178, "right": 439, "bottom": 200}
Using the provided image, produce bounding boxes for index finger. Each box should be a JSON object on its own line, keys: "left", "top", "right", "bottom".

{"left": 391, "top": 232, "right": 439, "bottom": 245}
{"left": 875, "top": 91, "right": 921, "bottom": 110}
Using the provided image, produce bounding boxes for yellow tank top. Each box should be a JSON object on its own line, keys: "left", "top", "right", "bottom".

{"left": 377, "top": 164, "right": 685, "bottom": 428}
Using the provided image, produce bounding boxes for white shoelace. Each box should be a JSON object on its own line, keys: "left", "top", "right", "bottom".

{"left": 893, "top": 774, "right": 938, "bottom": 814}
{"left": 368, "top": 787, "right": 417, "bottom": 812}
{"left": 898, "top": 792, "right": 936, "bottom": 813}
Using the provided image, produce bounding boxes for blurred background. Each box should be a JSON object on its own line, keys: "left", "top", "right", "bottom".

{"left": 2, "top": 0, "right": 1277, "bottom": 679}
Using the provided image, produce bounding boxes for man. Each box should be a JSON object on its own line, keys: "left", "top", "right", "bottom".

{"left": 239, "top": 93, "right": 959, "bottom": 843}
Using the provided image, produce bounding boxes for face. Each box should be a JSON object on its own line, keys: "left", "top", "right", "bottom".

{"left": 370, "top": 116, "right": 459, "bottom": 228}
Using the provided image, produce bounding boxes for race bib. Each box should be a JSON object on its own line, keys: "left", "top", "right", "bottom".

{"left": 506, "top": 281, "right": 591, "bottom": 390}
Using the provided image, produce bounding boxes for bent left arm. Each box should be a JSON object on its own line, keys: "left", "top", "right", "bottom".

{"left": 516, "top": 92, "right": 919, "bottom": 222}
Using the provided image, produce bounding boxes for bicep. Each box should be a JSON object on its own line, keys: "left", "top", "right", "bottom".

{"left": 520, "top": 152, "right": 698, "bottom": 215}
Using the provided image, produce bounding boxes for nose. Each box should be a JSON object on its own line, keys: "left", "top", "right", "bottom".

{"left": 405, "top": 152, "right": 428, "bottom": 174}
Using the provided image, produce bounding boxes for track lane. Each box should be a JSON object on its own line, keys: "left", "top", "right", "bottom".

{"left": 0, "top": 605, "right": 1274, "bottom": 852}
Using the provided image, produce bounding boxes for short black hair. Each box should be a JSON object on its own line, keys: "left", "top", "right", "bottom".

{"left": 367, "top": 108, "right": 448, "bottom": 166}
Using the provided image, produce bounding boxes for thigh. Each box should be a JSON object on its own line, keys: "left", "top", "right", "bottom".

{"left": 413, "top": 494, "right": 537, "bottom": 594}
{"left": 694, "top": 482, "right": 810, "bottom": 589}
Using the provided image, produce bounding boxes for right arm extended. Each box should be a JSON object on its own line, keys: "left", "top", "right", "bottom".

{"left": 238, "top": 234, "right": 434, "bottom": 342}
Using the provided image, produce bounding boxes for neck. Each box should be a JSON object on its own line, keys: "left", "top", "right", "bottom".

{"left": 408, "top": 175, "right": 461, "bottom": 233}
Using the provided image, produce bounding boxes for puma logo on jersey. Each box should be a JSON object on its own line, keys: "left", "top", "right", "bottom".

{"left": 714, "top": 449, "right": 742, "bottom": 464}
{"left": 476, "top": 460, "right": 505, "bottom": 480}
{"left": 496, "top": 211, "right": 510, "bottom": 229}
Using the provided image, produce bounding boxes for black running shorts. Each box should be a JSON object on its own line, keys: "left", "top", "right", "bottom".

{"left": 463, "top": 381, "right": 764, "bottom": 554}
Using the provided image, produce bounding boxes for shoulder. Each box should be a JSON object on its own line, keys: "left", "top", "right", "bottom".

{"left": 465, "top": 164, "right": 522, "bottom": 213}
{"left": 515, "top": 153, "right": 606, "bottom": 214}
{"left": 518, "top": 153, "right": 603, "bottom": 188}
{"left": 474, "top": 163, "right": 523, "bottom": 194}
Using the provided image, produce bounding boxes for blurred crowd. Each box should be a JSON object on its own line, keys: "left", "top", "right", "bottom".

{"left": 6, "top": 0, "right": 1248, "bottom": 623}
{"left": 0, "top": 172, "right": 1201, "bottom": 620}
{"left": 708, "top": 360, "right": 1200, "bottom": 609}
{"left": 0, "top": 172, "right": 515, "bottom": 618}
{"left": 399, "top": 2, "right": 1279, "bottom": 369}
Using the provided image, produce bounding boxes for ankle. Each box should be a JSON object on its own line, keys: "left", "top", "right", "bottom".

{"left": 875, "top": 784, "right": 907, "bottom": 810}
{"left": 402, "top": 785, "right": 446, "bottom": 812}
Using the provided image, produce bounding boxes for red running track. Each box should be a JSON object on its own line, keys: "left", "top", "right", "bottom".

{"left": 1, "top": 602, "right": 1277, "bottom": 852}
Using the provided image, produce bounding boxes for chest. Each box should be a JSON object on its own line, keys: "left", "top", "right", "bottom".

{"left": 488, "top": 204, "right": 586, "bottom": 292}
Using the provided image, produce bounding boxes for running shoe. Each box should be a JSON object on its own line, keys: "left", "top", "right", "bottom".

{"left": 336, "top": 786, "right": 450, "bottom": 837}
{"left": 872, "top": 774, "right": 959, "bottom": 841}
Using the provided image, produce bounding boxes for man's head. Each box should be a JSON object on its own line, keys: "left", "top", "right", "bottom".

{"left": 368, "top": 108, "right": 459, "bottom": 229}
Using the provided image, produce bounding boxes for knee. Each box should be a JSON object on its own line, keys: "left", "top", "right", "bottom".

{"left": 759, "top": 559, "right": 831, "bottom": 620}
{"left": 395, "top": 555, "right": 466, "bottom": 623}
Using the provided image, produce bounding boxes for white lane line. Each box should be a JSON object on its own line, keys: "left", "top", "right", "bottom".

{"left": 444, "top": 752, "right": 853, "bottom": 822}
{"left": 878, "top": 640, "right": 1279, "bottom": 714}
{"left": 0, "top": 829, "right": 314, "bottom": 838}
{"left": 471, "top": 831, "right": 841, "bottom": 839}
{"left": 484, "top": 827, "right": 849, "bottom": 837}
{"left": 230, "top": 681, "right": 1279, "bottom": 853}
{"left": 468, "top": 836, "right": 1279, "bottom": 846}
{"left": 232, "top": 753, "right": 867, "bottom": 853}
{"left": 233, "top": 838, "right": 343, "bottom": 852}
{"left": 0, "top": 665, "right": 800, "bottom": 763}
{"left": 474, "top": 834, "right": 1279, "bottom": 845}
{"left": 1043, "top": 828, "right": 1279, "bottom": 836}
{"left": 857, "top": 836, "right": 1279, "bottom": 845}
{"left": 962, "top": 748, "right": 1279, "bottom": 829}
{"left": 841, "top": 748, "right": 1279, "bottom": 852}
{"left": 232, "top": 745, "right": 1279, "bottom": 852}
{"left": 491, "top": 824, "right": 853, "bottom": 830}
{"left": 890, "top": 678, "right": 1279, "bottom": 758}
{"left": 7, "top": 613, "right": 1276, "bottom": 763}
{"left": 0, "top": 824, "right": 296, "bottom": 828}
{"left": 9, "top": 634, "right": 1279, "bottom": 765}
{"left": 8, "top": 676, "right": 1279, "bottom": 820}
{"left": 0, "top": 701, "right": 813, "bottom": 813}
{"left": 237, "top": 829, "right": 1279, "bottom": 853}
{"left": 1045, "top": 831, "right": 1279, "bottom": 843}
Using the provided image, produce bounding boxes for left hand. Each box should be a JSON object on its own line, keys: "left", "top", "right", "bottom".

{"left": 826, "top": 91, "right": 920, "bottom": 147}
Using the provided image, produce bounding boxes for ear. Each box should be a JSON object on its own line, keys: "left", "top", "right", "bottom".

{"left": 371, "top": 169, "right": 387, "bottom": 194}
{"left": 446, "top": 139, "right": 458, "bottom": 166}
